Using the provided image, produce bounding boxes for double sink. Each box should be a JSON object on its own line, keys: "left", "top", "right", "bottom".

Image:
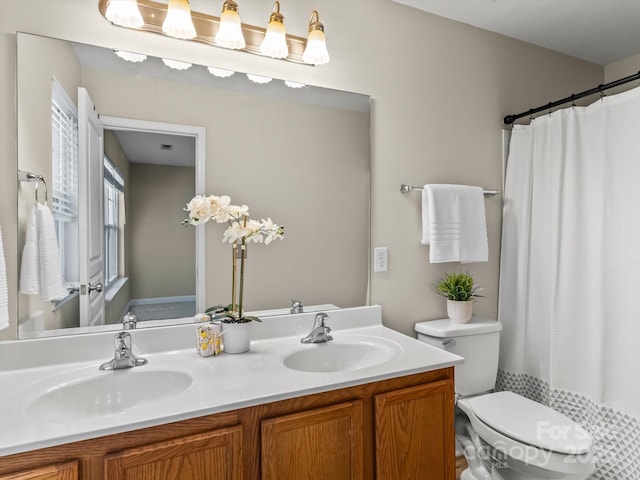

{"left": 26, "top": 335, "right": 402, "bottom": 420}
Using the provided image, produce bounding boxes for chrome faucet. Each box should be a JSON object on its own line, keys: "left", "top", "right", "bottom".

{"left": 290, "top": 299, "right": 304, "bottom": 314}
{"left": 122, "top": 311, "right": 137, "bottom": 330}
{"left": 301, "top": 312, "right": 333, "bottom": 344}
{"left": 99, "top": 329, "right": 148, "bottom": 371}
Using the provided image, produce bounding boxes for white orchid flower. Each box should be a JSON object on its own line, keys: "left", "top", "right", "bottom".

{"left": 217, "top": 204, "right": 250, "bottom": 223}
{"left": 207, "top": 195, "right": 231, "bottom": 221}
{"left": 185, "top": 195, "right": 211, "bottom": 225}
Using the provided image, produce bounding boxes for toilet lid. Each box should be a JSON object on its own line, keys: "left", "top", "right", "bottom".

{"left": 466, "top": 391, "right": 592, "bottom": 454}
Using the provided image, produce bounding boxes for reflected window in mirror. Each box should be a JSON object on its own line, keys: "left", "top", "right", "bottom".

{"left": 51, "top": 78, "right": 79, "bottom": 295}
{"left": 103, "top": 155, "right": 125, "bottom": 290}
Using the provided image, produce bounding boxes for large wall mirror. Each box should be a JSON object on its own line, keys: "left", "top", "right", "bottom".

{"left": 16, "top": 32, "right": 370, "bottom": 339}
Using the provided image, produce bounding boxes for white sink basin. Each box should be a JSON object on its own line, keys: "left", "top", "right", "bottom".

{"left": 26, "top": 369, "right": 193, "bottom": 420}
{"left": 283, "top": 340, "right": 401, "bottom": 373}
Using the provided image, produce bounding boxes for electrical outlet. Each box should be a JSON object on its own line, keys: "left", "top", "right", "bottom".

{"left": 374, "top": 247, "right": 388, "bottom": 272}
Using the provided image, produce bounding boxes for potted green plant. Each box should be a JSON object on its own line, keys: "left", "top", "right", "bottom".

{"left": 432, "top": 271, "right": 482, "bottom": 323}
{"left": 184, "top": 194, "right": 284, "bottom": 353}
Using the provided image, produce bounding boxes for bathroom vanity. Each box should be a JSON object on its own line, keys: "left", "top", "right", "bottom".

{"left": 0, "top": 307, "right": 462, "bottom": 479}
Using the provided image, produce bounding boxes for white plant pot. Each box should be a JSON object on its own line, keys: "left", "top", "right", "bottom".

{"left": 447, "top": 300, "right": 473, "bottom": 324}
{"left": 221, "top": 321, "right": 251, "bottom": 354}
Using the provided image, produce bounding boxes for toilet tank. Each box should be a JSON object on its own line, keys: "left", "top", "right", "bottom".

{"left": 415, "top": 317, "right": 502, "bottom": 397}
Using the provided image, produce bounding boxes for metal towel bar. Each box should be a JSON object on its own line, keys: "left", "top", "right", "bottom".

{"left": 400, "top": 184, "right": 498, "bottom": 198}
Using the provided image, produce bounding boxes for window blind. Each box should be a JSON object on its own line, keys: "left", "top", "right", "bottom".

{"left": 51, "top": 78, "right": 78, "bottom": 222}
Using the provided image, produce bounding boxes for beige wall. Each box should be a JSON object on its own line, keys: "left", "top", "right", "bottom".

{"left": 0, "top": 0, "right": 603, "bottom": 340}
{"left": 605, "top": 53, "right": 640, "bottom": 83}
{"left": 129, "top": 163, "right": 195, "bottom": 300}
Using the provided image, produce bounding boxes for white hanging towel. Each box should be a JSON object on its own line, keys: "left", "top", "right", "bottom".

{"left": 421, "top": 184, "right": 488, "bottom": 263}
{"left": 0, "top": 226, "right": 9, "bottom": 330}
{"left": 20, "top": 204, "right": 68, "bottom": 301}
{"left": 19, "top": 205, "right": 40, "bottom": 295}
{"left": 35, "top": 203, "right": 68, "bottom": 302}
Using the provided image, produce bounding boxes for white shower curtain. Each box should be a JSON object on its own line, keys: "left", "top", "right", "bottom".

{"left": 499, "top": 87, "right": 640, "bottom": 480}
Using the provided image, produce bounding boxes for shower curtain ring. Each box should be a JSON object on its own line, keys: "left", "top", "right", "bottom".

{"left": 599, "top": 86, "right": 606, "bottom": 100}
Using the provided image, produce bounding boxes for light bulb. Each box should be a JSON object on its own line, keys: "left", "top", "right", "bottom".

{"left": 302, "top": 11, "right": 330, "bottom": 65}
{"left": 162, "top": 0, "right": 196, "bottom": 40}
{"left": 285, "top": 80, "right": 306, "bottom": 89}
{"left": 114, "top": 50, "right": 147, "bottom": 63}
{"left": 259, "top": 1, "right": 288, "bottom": 59}
{"left": 105, "top": 0, "right": 144, "bottom": 28}
{"left": 162, "top": 58, "right": 192, "bottom": 70}
{"left": 215, "top": 0, "right": 246, "bottom": 50}
{"left": 208, "top": 67, "right": 235, "bottom": 78}
{"left": 247, "top": 74, "right": 272, "bottom": 84}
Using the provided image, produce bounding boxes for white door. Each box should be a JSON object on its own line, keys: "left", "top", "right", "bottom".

{"left": 78, "top": 88, "right": 105, "bottom": 327}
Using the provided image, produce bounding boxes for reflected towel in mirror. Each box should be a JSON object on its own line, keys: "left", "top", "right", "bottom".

{"left": 19, "top": 204, "right": 68, "bottom": 302}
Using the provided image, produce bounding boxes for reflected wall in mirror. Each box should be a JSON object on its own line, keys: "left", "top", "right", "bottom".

{"left": 17, "top": 32, "right": 370, "bottom": 339}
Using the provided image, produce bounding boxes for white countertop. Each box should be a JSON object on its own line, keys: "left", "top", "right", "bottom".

{"left": 0, "top": 306, "right": 463, "bottom": 456}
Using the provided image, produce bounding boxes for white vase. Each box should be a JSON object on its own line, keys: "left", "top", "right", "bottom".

{"left": 221, "top": 321, "right": 251, "bottom": 354}
{"left": 447, "top": 300, "right": 473, "bottom": 324}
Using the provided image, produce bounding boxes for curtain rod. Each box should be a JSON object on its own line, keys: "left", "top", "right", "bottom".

{"left": 503, "top": 71, "right": 640, "bottom": 125}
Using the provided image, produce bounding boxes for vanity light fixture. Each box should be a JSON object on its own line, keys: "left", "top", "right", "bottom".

{"left": 114, "top": 50, "right": 147, "bottom": 63}
{"left": 247, "top": 73, "right": 272, "bottom": 84}
{"left": 214, "top": 0, "right": 245, "bottom": 50}
{"left": 105, "top": 0, "right": 144, "bottom": 28}
{"left": 99, "top": 0, "right": 330, "bottom": 65}
{"left": 284, "top": 80, "right": 306, "bottom": 89}
{"left": 302, "top": 11, "right": 330, "bottom": 66}
{"left": 259, "top": 1, "right": 288, "bottom": 59}
{"left": 208, "top": 66, "right": 235, "bottom": 78}
{"left": 162, "top": 0, "right": 197, "bottom": 40}
{"left": 162, "top": 58, "right": 192, "bottom": 70}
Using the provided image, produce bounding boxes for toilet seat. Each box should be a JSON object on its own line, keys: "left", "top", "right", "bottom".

{"left": 465, "top": 391, "right": 592, "bottom": 454}
{"left": 457, "top": 393, "right": 595, "bottom": 477}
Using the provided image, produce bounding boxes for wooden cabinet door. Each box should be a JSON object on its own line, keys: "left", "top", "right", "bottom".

{"left": 261, "top": 401, "right": 364, "bottom": 480}
{"left": 0, "top": 461, "right": 78, "bottom": 480}
{"left": 104, "top": 426, "right": 242, "bottom": 480}
{"left": 375, "top": 380, "right": 455, "bottom": 480}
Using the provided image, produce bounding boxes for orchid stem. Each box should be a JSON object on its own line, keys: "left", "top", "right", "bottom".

{"left": 239, "top": 239, "right": 246, "bottom": 319}
{"left": 231, "top": 242, "right": 237, "bottom": 313}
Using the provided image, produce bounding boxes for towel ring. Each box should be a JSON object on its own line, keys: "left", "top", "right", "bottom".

{"left": 35, "top": 175, "right": 48, "bottom": 204}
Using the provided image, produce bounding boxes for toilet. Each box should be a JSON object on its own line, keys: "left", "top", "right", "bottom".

{"left": 415, "top": 317, "right": 596, "bottom": 480}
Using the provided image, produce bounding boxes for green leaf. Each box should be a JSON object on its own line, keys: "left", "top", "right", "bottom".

{"left": 211, "top": 312, "right": 236, "bottom": 322}
{"left": 205, "top": 304, "right": 229, "bottom": 314}
{"left": 431, "top": 271, "right": 482, "bottom": 302}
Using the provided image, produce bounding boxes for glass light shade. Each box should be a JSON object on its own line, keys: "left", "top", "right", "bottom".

{"left": 260, "top": 21, "right": 288, "bottom": 58}
{"left": 162, "top": 0, "right": 197, "bottom": 39}
{"left": 215, "top": 9, "right": 246, "bottom": 49}
{"left": 162, "top": 58, "right": 192, "bottom": 70}
{"left": 208, "top": 66, "right": 235, "bottom": 78}
{"left": 114, "top": 50, "right": 147, "bottom": 63}
{"left": 105, "top": 0, "right": 144, "bottom": 28}
{"left": 303, "top": 29, "right": 330, "bottom": 65}
{"left": 246, "top": 74, "right": 272, "bottom": 84}
{"left": 284, "top": 80, "right": 306, "bottom": 89}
